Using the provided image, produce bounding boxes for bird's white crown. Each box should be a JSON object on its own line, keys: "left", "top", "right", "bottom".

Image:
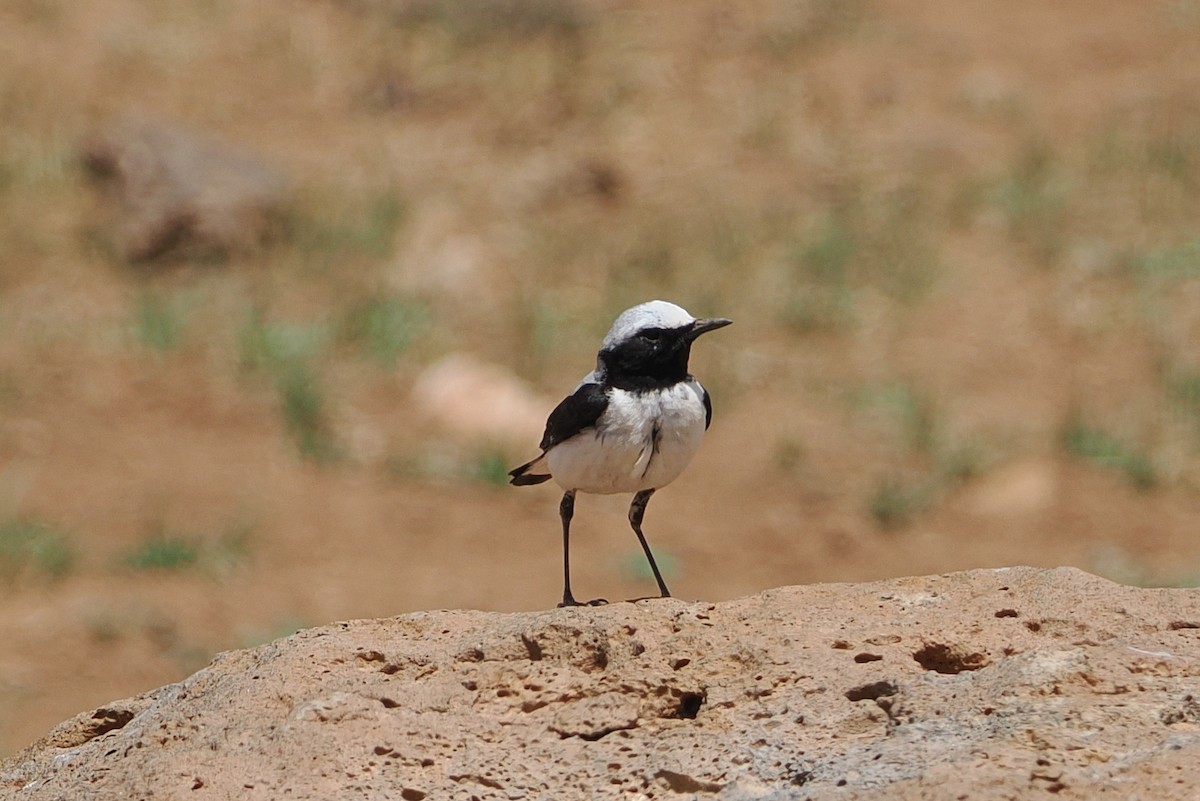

{"left": 600, "top": 300, "right": 695, "bottom": 349}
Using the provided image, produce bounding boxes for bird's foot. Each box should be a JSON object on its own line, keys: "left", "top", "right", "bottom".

{"left": 558, "top": 595, "right": 609, "bottom": 608}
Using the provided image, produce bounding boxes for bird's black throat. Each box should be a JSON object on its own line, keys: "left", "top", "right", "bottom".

{"left": 599, "top": 338, "right": 693, "bottom": 392}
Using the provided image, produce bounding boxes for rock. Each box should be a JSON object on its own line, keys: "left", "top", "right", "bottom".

{"left": 3, "top": 567, "right": 1199, "bottom": 799}
{"left": 962, "top": 457, "right": 1058, "bottom": 517}
{"left": 83, "top": 114, "right": 287, "bottom": 262}
{"left": 411, "top": 354, "right": 549, "bottom": 444}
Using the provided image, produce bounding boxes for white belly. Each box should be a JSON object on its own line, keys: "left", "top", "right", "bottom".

{"left": 546, "top": 382, "right": 709, "bottom": 494}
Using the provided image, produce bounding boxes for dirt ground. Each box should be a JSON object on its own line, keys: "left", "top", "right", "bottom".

{"left": 2, "top": 0, "right": 1200, "bottom": 754}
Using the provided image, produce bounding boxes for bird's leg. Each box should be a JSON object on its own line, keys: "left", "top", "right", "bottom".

{"left": 629, "top": 488, "right": 671, "bottom": 598}
{"left": 556, "top": 491, "right": 606, "bottom": 608}
{"left": 558, "top": 490, "right": 579, "bottom": 607}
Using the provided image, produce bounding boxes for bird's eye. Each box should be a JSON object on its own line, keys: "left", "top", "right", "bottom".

{"left": 641, "top": 328, "right": 665, "bottom": 341}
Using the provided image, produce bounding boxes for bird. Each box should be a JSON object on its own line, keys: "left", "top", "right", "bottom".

{"left": 509, "top": 300, "right": 732, "bottom": 607}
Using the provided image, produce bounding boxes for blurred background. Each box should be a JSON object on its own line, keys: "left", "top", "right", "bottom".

{"left": 3, "top": 0, "right": 1200, "bottom": 754}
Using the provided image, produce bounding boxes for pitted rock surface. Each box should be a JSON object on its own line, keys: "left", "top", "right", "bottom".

{"left": 4, "top": 567, "right": 1200, "bottom": 799}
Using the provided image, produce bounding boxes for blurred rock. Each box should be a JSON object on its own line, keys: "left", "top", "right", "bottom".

{"left": 963, "top": 458, "right": 1058, "bottom": 517}
{"left": 5, "top": 568, "right": 1200, "bottom": 798}
{"left": 83, "top": 114, "right": 287, "bottom": 262}
{"left": 411, "top": 354, "right": 548, "bottom": 444}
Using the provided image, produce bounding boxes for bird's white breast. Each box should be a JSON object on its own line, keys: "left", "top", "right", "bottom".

{"left": 546, "top": 380, "right": 709, "bottom": 494}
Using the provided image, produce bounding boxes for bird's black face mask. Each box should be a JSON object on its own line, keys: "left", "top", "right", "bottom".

{"left": 599, "top": 325, "right": 693, "bottom": 391}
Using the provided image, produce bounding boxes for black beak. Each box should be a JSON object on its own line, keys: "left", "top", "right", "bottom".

{"left": 686, "top": 317, "right": 732, "bottom": 341}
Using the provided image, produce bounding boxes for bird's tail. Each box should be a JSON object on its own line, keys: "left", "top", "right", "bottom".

{"left": 508, "top": 453, "right": 552, "bottom": 486}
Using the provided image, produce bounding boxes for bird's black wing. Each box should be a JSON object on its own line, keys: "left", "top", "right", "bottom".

{"left": 539, "top": 381, "right": 610, "bottom": 451}
{"left": 701, "top": 384, "right": 713, "bottom": 430}
{"left": 508, "top": 380, "right": 609, "bottom": 487}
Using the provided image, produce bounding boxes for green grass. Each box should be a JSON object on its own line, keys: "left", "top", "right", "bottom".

{"left": 1062, "top": 420, "right": 1158, "bottom": 491}
{"left": 132, "top": 291, "right": 187, "bottom": 352}
{"left": 384, "top": 444, "right": 519, "bottom": 486}
{"left": 1134, "top": 240, "right": 1200, "bottom": 280}
{"left": 849, "top": 383, "right": 937, "bottom": 455}
{"left": 276, "top": 362, "right": 338, "bottom": 461}
{"left": 851, "top": 382, "right": 994, "bottom": 528}
{"left": 868, "top": 476, "right": 931, "bottom": 529}
{"left": 339, "top": 292, "right": 427, "bottom": 366}
{"left": 120, "top": 523, "right": 254, "bottom": 574}
{"left": 621, "top": 546, "right": 678, "bottom": 585}
{"left": 238, "top": 313, "right": 331, "bottom": 373}
{"left": 470, "top": 447, "right": 513, "bottom": 486}
{"left": 121, "top": 533, "right": 199, "bottom": 571}
{"left": 238, "top": 312, "right": 338, "bottom": 460}
{"left": 0, "top": 519, "right": 73, "bottom": 581}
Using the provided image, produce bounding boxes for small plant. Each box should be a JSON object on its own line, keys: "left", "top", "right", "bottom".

{"left": 621, "top": 546, "right": 678, "bottom": 584}
{"left": 238, "top": 313, "right": 330, "bottom": 374}
{"left": 390, "top": 445, "right": 523, "bottom": 485}
{"left": 869, "top": 476, "right": 930, "bottom": 529}
{"left": 238, "top": 311, "right": 338, "bottom": 460}
{"left": 122, "top": 532, "right": 199, "bottom": 571}
{"left": 1135, "top": 240, "right": 1200, "bottom": 281}
{"left": 0, "top": 519, "right": 73, "bottom": 581}
{"left": 120, "top": 523, "right": 255, "bottom": 574}
{"left": 471, "top": 447, "right": 513, "bottom": 486}
{"left": 1062, "top": 420, "right": 1158, "bottom": 491}
{"left": 850, "top": 383, "right": 938, "bottom": 455}
{"left": 851, "top": 381, "right": 994, "bottom": 528}
{"left": 891, "top": 387, "right": 937, "bottom": 456}
{"left": 276, "top": 362, "right": 338, "bottom": 461}
{"left": 340, "top": 293, "right": 426, "bottom": 366}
